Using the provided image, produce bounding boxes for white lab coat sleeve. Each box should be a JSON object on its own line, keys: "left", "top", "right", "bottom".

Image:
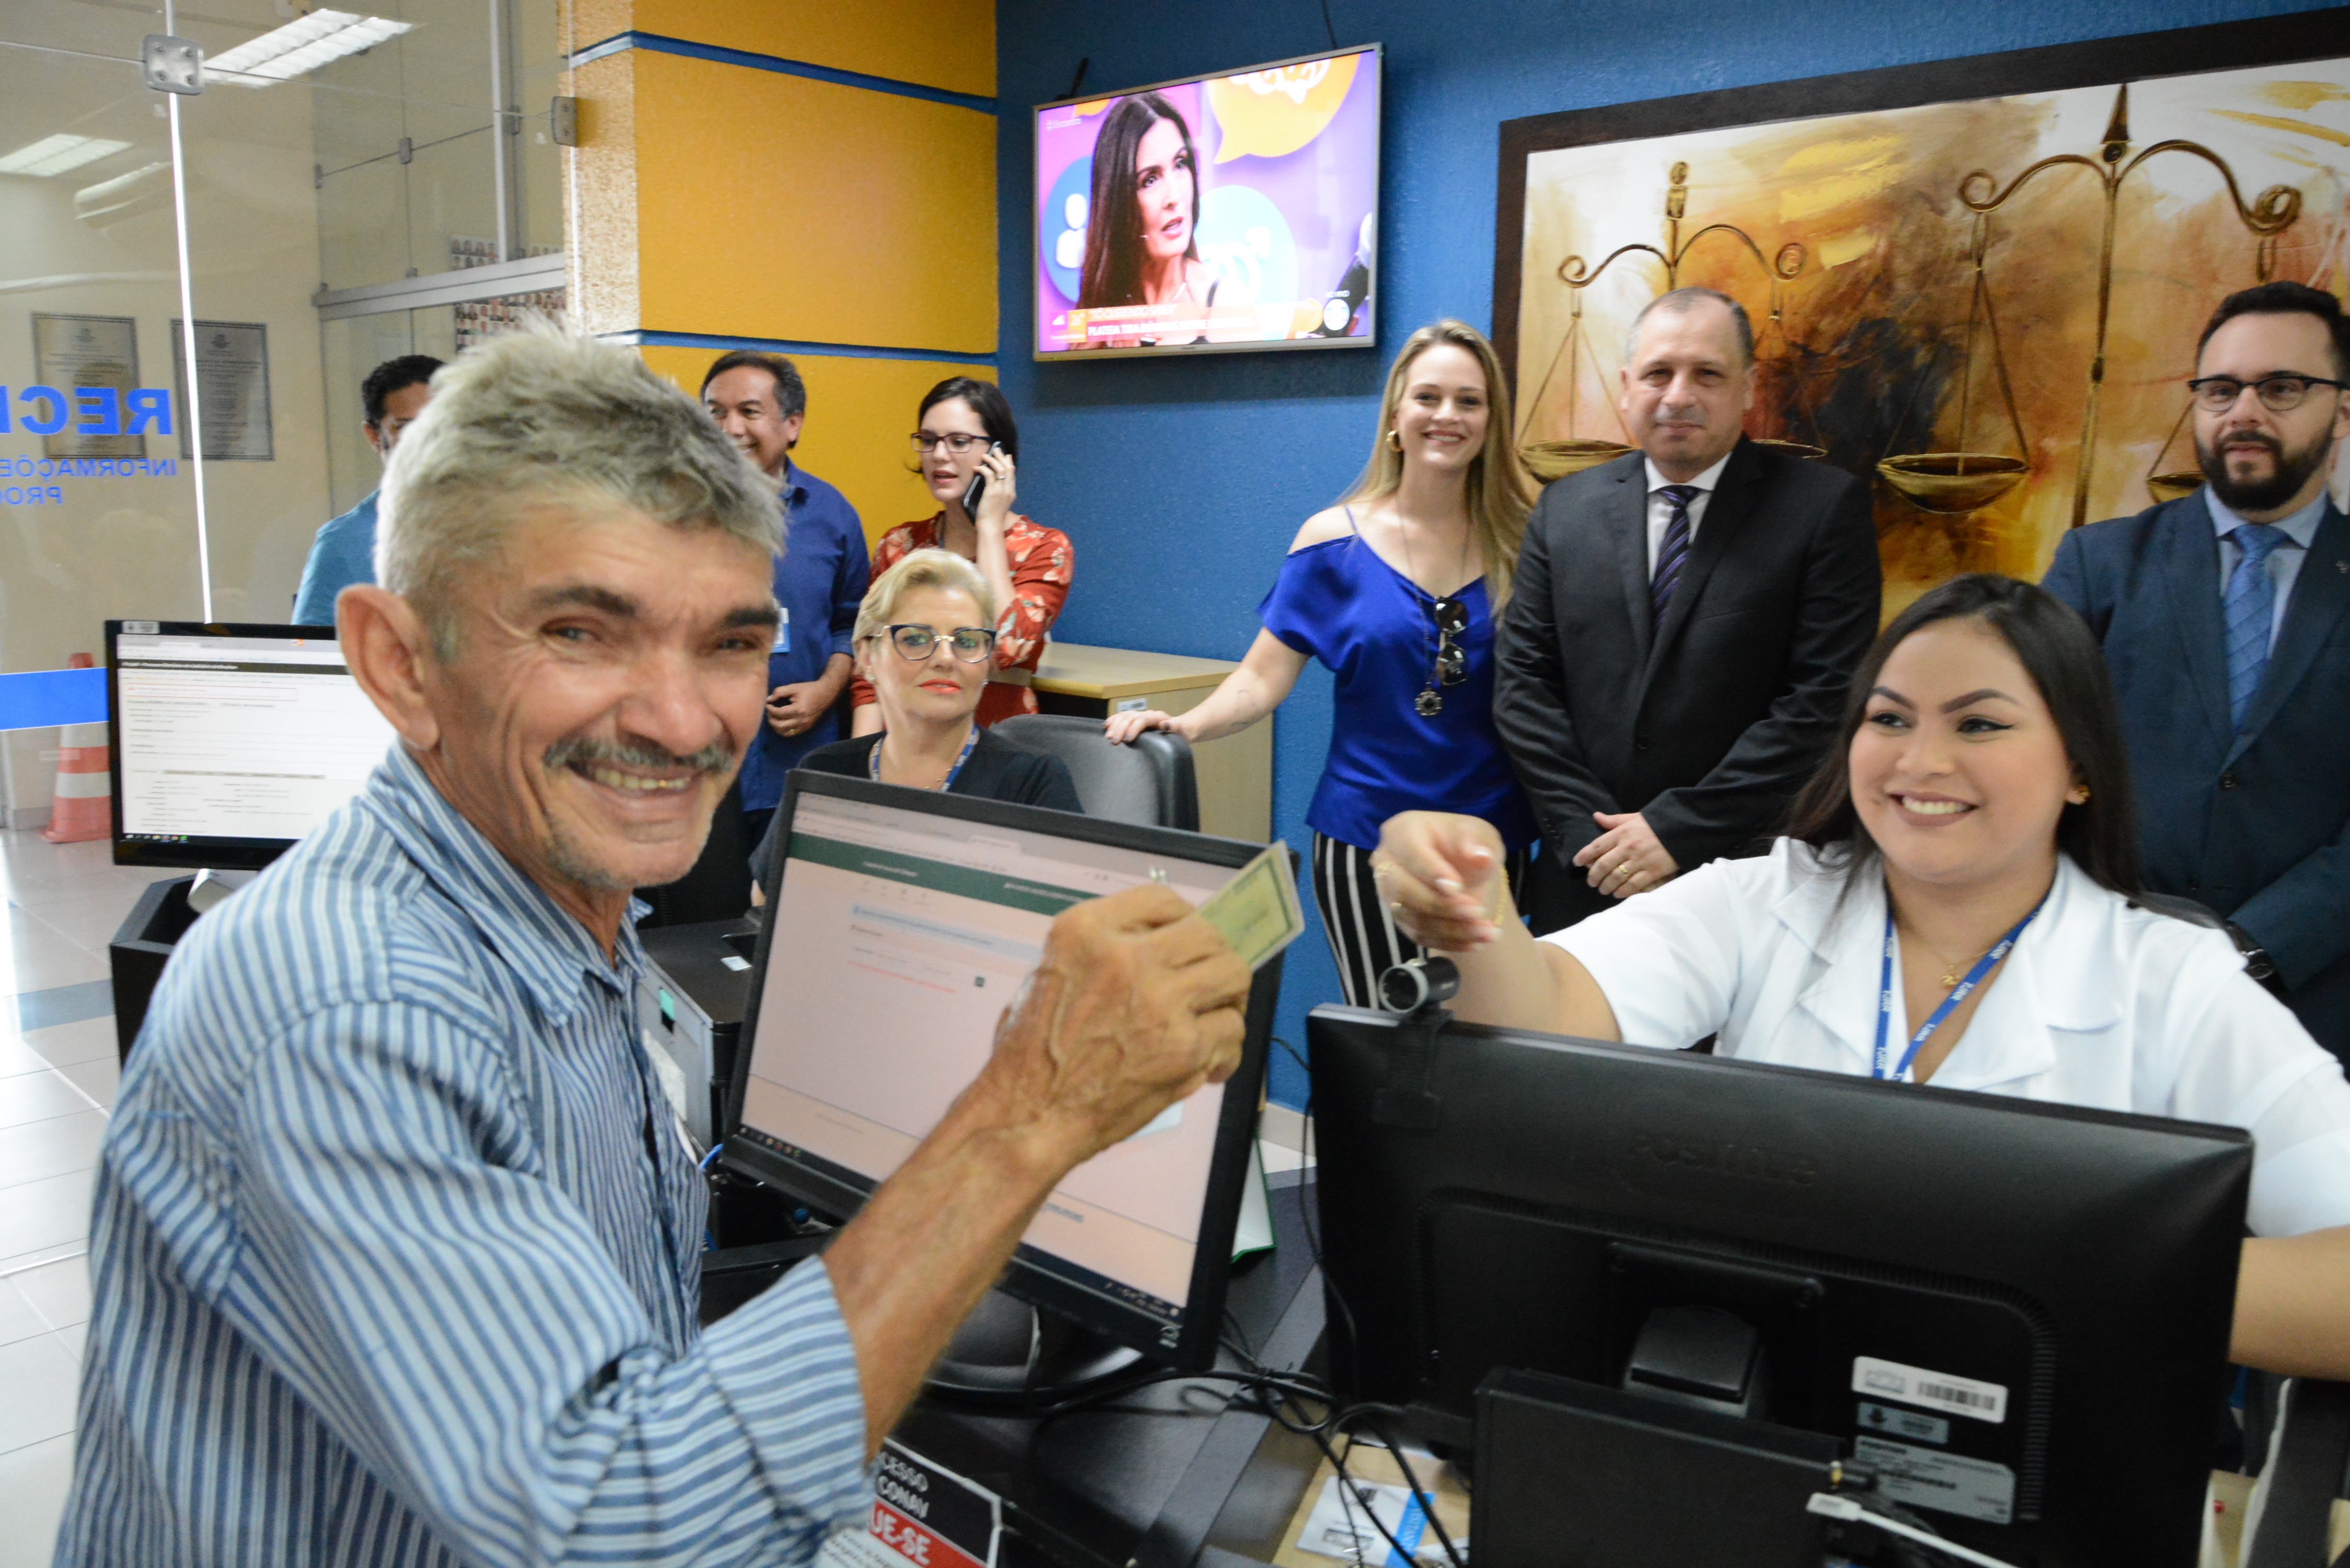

{"left": 1541, "top": 856, "right": 1760, "bottom": 1050}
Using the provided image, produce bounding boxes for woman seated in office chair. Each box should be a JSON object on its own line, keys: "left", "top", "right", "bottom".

{"left": 1370, "top": 573, "right": 2350, "bottom": 1378}
{"left": 751, "top": 550, "right": 1080, "bottom": 893}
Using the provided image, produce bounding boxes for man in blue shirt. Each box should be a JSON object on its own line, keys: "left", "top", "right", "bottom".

{"left": 2046, "top": 281, "right": 2350, "bottom": 1062}
{"left": 700, "top": 350, "right": 870, "bottom": 849}
{"left": 291, "top": 353, "right": 443, "bottom": 625}
{"left": 59, "top": 328, "right": 1251, "bottom": 1566}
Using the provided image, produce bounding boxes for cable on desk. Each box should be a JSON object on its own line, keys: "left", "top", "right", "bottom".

{"left": 1325, "top": 1403, "right": 1467, "bottom": 1568}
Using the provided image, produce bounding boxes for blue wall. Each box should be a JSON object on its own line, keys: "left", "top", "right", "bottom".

{"left": 994, "top": 0, "right": 2336, "bottom": 1108}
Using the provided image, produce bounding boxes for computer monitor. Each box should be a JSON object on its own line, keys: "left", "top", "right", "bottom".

{"left": 106, "top": 620, "right": 399, "bottom": 870}
{"left": 721, "top": 771, "right": 1279, "bottom": 1371}
{"left": 1308, "top": 1005, "right": 2252, "bottom": 1568}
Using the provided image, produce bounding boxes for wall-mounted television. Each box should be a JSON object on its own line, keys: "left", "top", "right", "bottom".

{"left": 1033, "top": 45, "right": 1381, "bottom": 361}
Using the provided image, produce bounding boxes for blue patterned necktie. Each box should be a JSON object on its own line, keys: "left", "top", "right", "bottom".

{"left": 1651, "top": 483, "right": 1699, "bottom": 625}
{"left": 2223, "top": 523, "right": 2289, "bottom": 732}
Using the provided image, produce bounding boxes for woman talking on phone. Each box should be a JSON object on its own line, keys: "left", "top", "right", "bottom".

{"left": 1372, "top": 574, "right": 2350, "bottom": 1378}
{"left": 852, "top": 377, "right": 1073, "bottom": 733}
{"left": 1107, "top": 320, "right": 1538, "bottom": 1007}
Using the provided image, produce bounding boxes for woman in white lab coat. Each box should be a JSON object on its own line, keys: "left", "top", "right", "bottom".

{"left": 1372, "top": 573, "right": 2350, "bottom": 1378}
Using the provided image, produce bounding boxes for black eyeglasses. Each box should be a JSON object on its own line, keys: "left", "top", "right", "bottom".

{"left": 876, "top": 624, "right": 996, "bottom": 663}
{"left": 1415, "top": 596, "right": 1470, "bottom": 716}
{"left": 2186, "top": 374, "right": 2348, "bottom": 413}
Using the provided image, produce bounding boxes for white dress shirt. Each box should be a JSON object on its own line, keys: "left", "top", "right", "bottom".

{"left": 1643, "top": 451, "right": 1735, "bottom": 577}
{"left": 1546, "top": 838, "right": 2350, "bottom": 1238}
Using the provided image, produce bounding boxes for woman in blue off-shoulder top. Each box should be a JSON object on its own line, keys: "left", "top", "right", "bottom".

{"left": 1107, "top": 320, "right": 1539, "bottom": 1004}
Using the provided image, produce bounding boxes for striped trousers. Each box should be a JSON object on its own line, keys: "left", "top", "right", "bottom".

{"left": 1310, "top": 832, "right": 1530, "bottom": 1009}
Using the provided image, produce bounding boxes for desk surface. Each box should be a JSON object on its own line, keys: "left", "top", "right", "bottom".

{"left": 1032, "top": 642, "right": 1242, "bottom": 701}
{"left": 638, "top": 917, "right": 756, "bottom": 1027}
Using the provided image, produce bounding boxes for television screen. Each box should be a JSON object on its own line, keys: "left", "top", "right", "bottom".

{"left": 1033, "top": 45, "right": 1381, "bottom": 360}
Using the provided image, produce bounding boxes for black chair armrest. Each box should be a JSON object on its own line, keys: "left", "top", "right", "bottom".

{"left": 2247, "top": 1378, "right": 2350, "bottom": 1568}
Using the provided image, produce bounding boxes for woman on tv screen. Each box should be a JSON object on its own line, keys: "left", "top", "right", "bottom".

{"left": 1078, "top": 92, "right": 1216, "bottom": 313}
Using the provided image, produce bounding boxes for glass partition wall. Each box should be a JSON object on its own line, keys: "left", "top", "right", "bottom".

{"left": 0, "top": 0, "right": 564, "bottom": 828}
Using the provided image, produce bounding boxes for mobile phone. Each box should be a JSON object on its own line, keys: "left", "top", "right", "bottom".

{"left": 960, "top": 442, "right": 1004, "bottom": 515}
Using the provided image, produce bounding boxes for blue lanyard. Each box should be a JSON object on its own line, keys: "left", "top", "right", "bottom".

{"left": 1873, "top": 892, "right": 2047, "bottom": 1081}
{"left": 870, "top": 725, "right": 979, "bottom": 790}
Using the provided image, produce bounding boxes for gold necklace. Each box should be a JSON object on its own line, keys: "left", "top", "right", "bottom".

{"left": 1898, "top": 924, "right": 1994, "bottom": 991}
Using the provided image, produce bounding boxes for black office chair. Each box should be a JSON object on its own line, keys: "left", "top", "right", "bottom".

{"left": 2244, "top": 1378, "right": 2350, "bottom": 1568}
{"left": 992, "top": 713, "right": 1200, "bottom": 831}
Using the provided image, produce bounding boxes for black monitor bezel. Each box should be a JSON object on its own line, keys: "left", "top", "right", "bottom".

{"left": 721, "top": 768, "right": 1278, "bottom": 1372}
{"left": 105, "top": 618, "right": 352, "bottom": 870}
{"left": 1307, "top": 1002, "right": 2255, "bottom": 1568}
{"left": 1029, "top": 42, "right": 1384, "bottom": 364}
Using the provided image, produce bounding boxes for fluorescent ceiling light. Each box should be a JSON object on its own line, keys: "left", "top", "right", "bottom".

{"left": 205, "top": 10, "right": 414, "bottom": 86}
{"left": 0, "top": 135, "right": 133, "bottom": 178}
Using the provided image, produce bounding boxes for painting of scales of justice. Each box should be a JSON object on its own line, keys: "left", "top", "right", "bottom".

{"left": 1507, "top": 57, "right": 2350, "bottom": 617}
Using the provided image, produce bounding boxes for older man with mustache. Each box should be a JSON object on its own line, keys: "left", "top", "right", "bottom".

{"left": 2047, "top": 279, "right": 2350, "bottom": 1066}
{"left": 55, "top": 328, "right": 1251, "bottom": 1567}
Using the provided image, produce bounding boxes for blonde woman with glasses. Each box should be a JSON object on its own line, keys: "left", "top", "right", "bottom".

{"left": 1108, "top": 320, "right": 1538, "bottom": 1004}
{"left": 753, "top": 549, "right": 1080, "bottom": 886}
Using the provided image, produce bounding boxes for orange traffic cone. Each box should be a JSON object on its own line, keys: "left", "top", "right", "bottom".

{"left": 42, "top": 653, "right": 111, "bottom": 844}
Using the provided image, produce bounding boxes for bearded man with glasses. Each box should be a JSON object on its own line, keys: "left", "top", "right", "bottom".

{"left": 2047, "top": 279, "right": 2350, "bottom": 1065}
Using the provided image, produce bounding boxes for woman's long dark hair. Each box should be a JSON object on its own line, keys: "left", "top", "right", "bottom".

{"left": 1784, "top": 573, "right": 2144, "bottom": 895}
{"left": 1077, "top": 93, "right": 1198, "bottom": 309}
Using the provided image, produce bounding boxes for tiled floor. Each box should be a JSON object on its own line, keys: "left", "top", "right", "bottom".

{"left": 0, "top": 829, "right": 157, "bottom": 1568}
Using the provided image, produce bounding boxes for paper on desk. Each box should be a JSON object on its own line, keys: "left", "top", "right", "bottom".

{"left": 1294, "top": 1475, "right": 1461, "bottom": 1567}
{"left": 1197, "top": 841, "right": 1304, "bottom": 971}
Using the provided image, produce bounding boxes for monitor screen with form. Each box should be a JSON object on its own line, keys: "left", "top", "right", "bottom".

{"left": 108, "top": 621, "right": 399, "bottom": 867}
{"left": 728, "top": 779, "right": 1271, "bottom": 1363}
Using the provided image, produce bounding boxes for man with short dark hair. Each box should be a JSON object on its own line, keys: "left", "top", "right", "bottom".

{"left": 700, "top": 350, "right": 869, "bottom": 849}
{"left": 1495, "top": 286, "right": 1883, "bottom": 932}
{"left": 2045, "top": 280, "right": 2350, "bottom": 1063}
{"left": 292, "top": 353, "right": 443, "bottom": 626}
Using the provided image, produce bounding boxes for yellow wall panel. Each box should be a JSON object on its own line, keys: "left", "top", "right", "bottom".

{"left": 624, "top": 0, "right": 995, "bottom": 100}
{"left": 634, "top": 51, "right": 997, "bottom": 354}
{"left": 639, "top": 345, "right": 996, "bottom": 551}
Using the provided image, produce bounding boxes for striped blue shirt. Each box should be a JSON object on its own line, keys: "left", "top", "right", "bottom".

{"left": 58, "top": 745, "right": 871, "bottom": 1566}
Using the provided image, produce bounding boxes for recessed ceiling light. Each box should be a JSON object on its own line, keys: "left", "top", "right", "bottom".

{"left": 0, "top": 134, "right": 134, "bottom": 178}
{"left": 205, "top": 10, "right": 414, "bottom": 86}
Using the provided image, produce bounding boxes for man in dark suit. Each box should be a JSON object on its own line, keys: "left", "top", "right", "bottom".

{"left": 2044, "top": 280, "right": 2350, "bottom": 1063}
{"left": 1496, "top": 286, "right": 1882, "bottom": 932}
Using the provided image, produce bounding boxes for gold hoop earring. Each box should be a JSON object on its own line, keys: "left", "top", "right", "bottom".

{"left": 2072, "top": 786, "right": 2092, "bottom": 804}
{"left": 1387, "top": 429, "right": 1402, "bottom": 452}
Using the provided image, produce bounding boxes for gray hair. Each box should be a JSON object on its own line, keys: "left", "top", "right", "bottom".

{"left": 1624, "top": 286, "right": 1755, "bottom": 368}
{"left": 376, "top": 321, "right": 781, "bottom": 656}
{"left": 855, "top": 548, "right": 997, "bottom": 644}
